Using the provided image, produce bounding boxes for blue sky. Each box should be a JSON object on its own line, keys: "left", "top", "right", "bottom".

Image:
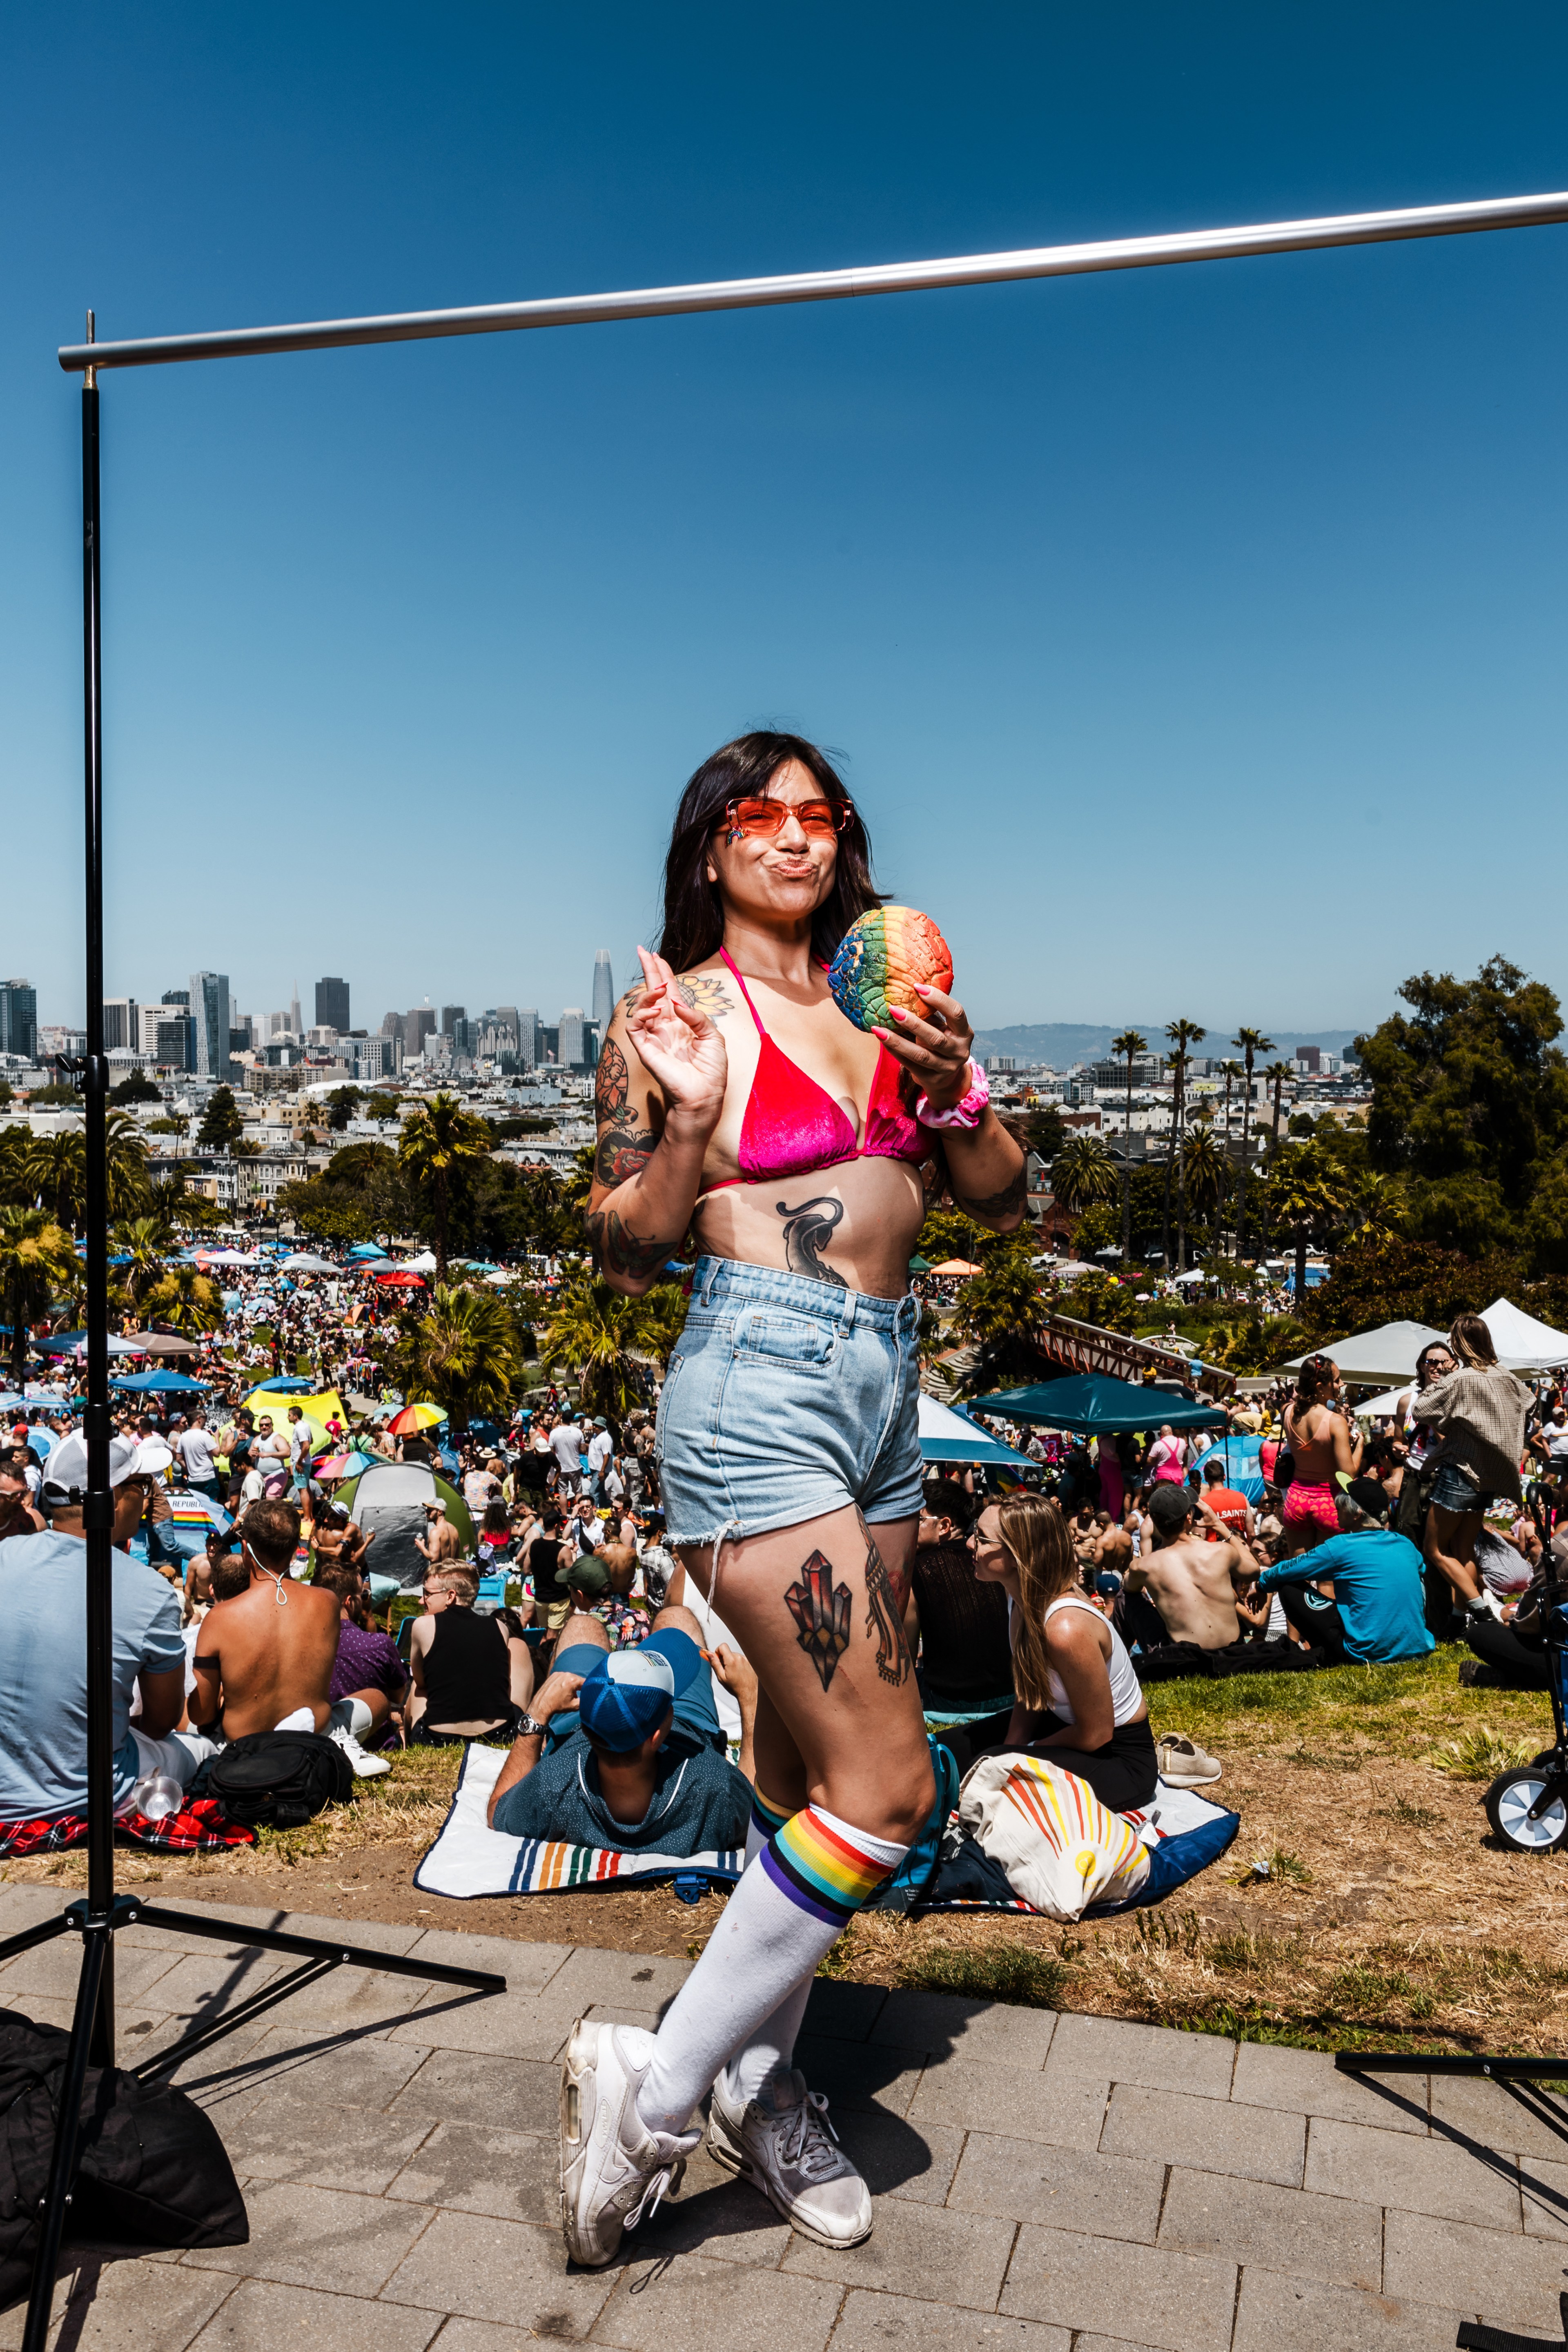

{"left": 4, "top": 3, "right": 1566, "bottom": 1043}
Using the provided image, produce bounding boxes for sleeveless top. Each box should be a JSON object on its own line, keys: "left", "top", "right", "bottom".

{"left": 703, "top": 948, "right": 930, "bottom": 1191}
{"left": 1038, "top": 1593, "right": 1144, "bottom": 1728}
{"left": 422, "top": 1606, "right": 511, "bottom": 1726}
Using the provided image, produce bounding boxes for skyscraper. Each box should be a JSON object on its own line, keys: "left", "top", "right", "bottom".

{"left": 289, "top": 986, "right": 302, "bottom": 1037}
{"left": 189, "top": 973, "right": 231, "bottom": 1077}
{"left": 406, "top": 1008, "right": 437, "bottom": 1056}
{"left": 0, "top": 980, "right": 37, "bottom": 1062}
{"left": 592, "top": 952, "right": 614, "bottom": 1033}
{"left": 515, "top": 1009, "right": 539, "bottom": 1069}
{"left": 441, "top": 1005, "right": 466, "bottom": 1037}
{"left": 101, "top": 998, "right": 139, "bottom": 1052}
{"left": 315, "top": 976, "right": 350, "bottom": 1033}
{"left": 559, "top": 1008, "right": 586, "bottom": 1069}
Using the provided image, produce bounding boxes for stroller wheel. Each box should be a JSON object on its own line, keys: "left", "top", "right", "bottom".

{"left": 1486, "top": 1767, "right": 1568, "bottom": 1853}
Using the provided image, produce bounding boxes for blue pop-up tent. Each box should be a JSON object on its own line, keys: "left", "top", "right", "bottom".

{"left": 109, "top": 1369, "right": 210, "bottom": 1394}
{"left": 918, "top": 1394, "right": 1036, "bottom": 1468}
{"left": 967, "top": 1372, "right": 1226, "bottom": 1435}
{"left": 1191, "top": 1432, "right": 1266, "bottom": 1502}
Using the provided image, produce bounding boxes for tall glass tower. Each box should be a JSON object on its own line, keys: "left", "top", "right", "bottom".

{"left": 592, "top": 951, "right": 614, "bottom": 1034}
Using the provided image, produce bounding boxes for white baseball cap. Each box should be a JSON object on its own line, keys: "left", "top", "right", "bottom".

{"left": 43, "top": 1431, "right": 141, "bottom": 1504}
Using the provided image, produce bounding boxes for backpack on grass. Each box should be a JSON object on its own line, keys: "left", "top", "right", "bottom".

{"left": 206, "top": 1730, "right": 353, "bottom": 1828}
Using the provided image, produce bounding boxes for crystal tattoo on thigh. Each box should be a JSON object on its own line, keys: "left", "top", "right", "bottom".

{"left": 784, "top": 1552, "right": 853, "bottom": 1692}
{"left": 861, "top": 1522, "right": 913, "bottom": 1687}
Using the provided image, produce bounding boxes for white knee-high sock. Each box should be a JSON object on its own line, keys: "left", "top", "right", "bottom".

{"left": 717, "top": 1789, "right": 813, "bottom": 2108}
{"left": 637, "top": 1803, "right": 907, "bottom": 2136}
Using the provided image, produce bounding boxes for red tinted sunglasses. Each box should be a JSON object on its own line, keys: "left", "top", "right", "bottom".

{"left": 719, "top": 796, "right": 855, "bottom": 841}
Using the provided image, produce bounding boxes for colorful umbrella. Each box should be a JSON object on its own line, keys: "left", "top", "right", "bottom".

{"left": 387, "top": 1402, "right": 447, "bottom": 1435}
{"left": 374, "top": 1268, "right": 426, "bottom": 1287}
{"left": 316, "top": 1450, "right": 374, "bottom": 1480}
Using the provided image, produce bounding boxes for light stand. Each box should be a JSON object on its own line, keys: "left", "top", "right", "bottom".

{"left": 0, "top": 322, "right": 506, "bottom": 2349}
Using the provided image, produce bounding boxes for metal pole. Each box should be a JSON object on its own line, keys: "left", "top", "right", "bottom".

{"left": 53, "top": 187, "right": 1568, "bottom": 375}
{"left": 80, "top": 316, "right": 115, "bottom": 2062}
{"left": 19, "top": 1928, "right": 108, "bottom": 2352}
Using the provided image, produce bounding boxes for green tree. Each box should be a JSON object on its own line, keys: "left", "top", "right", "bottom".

{"left": 537, "top": 1271, "right": 681, "bottom": 1417}
{"left": 364, "top": 1094, "right": 401, "bottom": 1125}
{"left": 1205, "top": 1311, "right": 1308, "bottom": 1374}
{"left": 327, "top": 1086, "right": 362, "bottom": 1131}
{"left": 111, "top": 1216, "right": 166, "bottom": 1315}
{"left": 1263, "top": 1138, "right": 1359, "bottom": 1301}
{"left": 1110, "top": 1029, "right": 1147, "bottom": 1265}
{"left": 140, "top": 1265, "right": 225, "bottom": 1335}
{"left": 196, "top": 1087, "right": 246, "bottom": 1152}
{"left": 397, "top": 1094, "right": 496, "bottom": 1281}
{"left": 0, "top": 1209, "right": 78, "bottom": 1386}
{"left": 109, "top": 1070, "right": 160, "bottom": 1106}
{"left": 1262, "top": 1061, "right": 1295, "bottom": 1153}
{"left": 397, "top": 1281, "right": 518, "bottom": 1432}
{"left": 1232, "top": 1028, "right": 1274, "bottom": 1258}
{"left": 1050, "top": 1134, "right": 1117, "bottom": 1218}
{"left": 1163, "top": 1019, "right": 1206, "bottom": 1272}
{"left": 20, "top": 1114, "right": 149, "bottom": 1233}
{"left": 1357, "top": 956, "right": 1568, "bottom": 1254}
{"left": 916, "top": 1206, "right": 987, "bottom": 1266}
{"left": 951, "top": 1230, "right": 1049, "bottom": 1385}
{"left": 1182, "top": 1125, "right": 1225, "bottom": 1226}
{"left": 1055, "top": 1265, "right": 1138, "bottom": 1335}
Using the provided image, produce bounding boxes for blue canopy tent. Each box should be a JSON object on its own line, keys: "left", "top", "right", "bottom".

{"left": 967, "top": 1372, "right": 1227, "bottom": 1435}
{"left": 917, "top": 1394, "right": 1036, "bottom": 1468}
{"left": 109, "top": 1369, "right": 210, "bottom": 1394}
{"left": 1192, "top": 1432, "right": 1266, "bottom": 1503}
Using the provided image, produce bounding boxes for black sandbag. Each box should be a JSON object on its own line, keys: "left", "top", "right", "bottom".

{"left": 0, "top": 2010, "right": 247, "bottom": 2306}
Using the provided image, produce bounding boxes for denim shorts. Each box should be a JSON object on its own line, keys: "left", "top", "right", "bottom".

{"left": 1430, "top": 1459, "right": 1483, "bottom": 1514}
{"left": 657, "top": 1256, "right": 924, "bottom": 1544}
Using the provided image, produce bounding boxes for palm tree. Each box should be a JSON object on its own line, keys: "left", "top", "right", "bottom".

{"left": 1181, "top": 1126, "right": 1225, "bottom": 1240}
{"left": 140, "top": 1265, "right": 224, "bottom": 1336}
{"left": 111, "top": 1216, "right": 166, "bottom": 1316}
{"left": 1110, "top": 1029, "right": 1147, "bottom": 1265}
{"left": 1232, "top": 1028, "right": 1274, "bottom": 1261}
{"left": 0, "top": 1209, "right": 80, "bottom": 1386}
{"left": 537, "top": 1271, "right": 676, "bottom": 1417}
{"left": 1263, "top": 1061, "right": 1296, "bottom": 1153}
{"left": 1049, "top": 1134, "right": 1118, "bottom": 1220}
{"left": 1162, "top": 1020, "right": 1206, "bottom": 1273}
{"left": 1216, "top": 1061, "right": 1244, "bottom": 1251}
{"left": 1266, "top": 1140, "right": 1356, "bottom": 1302}
{"left": 401, "top": 1281, "right": 518, "bottom": 1432}
{"left": 397, "top": 1093, "right": 495, "bottom": 1281}
{"left": 19, "top": 1114, "right": 149, "bottom": 1234}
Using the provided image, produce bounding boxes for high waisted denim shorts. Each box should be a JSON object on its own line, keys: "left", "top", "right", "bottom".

{"left": 657, "top": 1255, "right": 924, "bottom": 1545}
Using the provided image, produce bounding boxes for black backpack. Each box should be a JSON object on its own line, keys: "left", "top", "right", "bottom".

{"left": 0, "top": 2011, "right": 247, "bottom": 2306}
{"left": 206, "top": 1730, "right": 354, "bottom": 1827}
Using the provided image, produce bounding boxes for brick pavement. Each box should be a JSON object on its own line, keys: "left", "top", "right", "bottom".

{"left": 0, "top": 1881, "right": 1565, "bottom": 2352}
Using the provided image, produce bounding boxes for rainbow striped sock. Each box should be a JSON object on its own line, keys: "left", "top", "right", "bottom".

{"left": 761, "top": 1804, "right": 904, "bottom": 1927}
{"left": 750, "top": 1786, "right": 796, "bottom": 1845}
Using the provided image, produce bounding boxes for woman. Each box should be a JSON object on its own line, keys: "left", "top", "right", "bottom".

{"left": 560, "top": 731, "right": 1025, "bottom": 2266}
{"left": 1279, "top": 1354, "right": 1363, "bottom": 1554}
{"left": 1392, "top": 1339, "right": 1457, "bottom": 1634}
{"left": 1412, "top": 1315, "right": 1531, "bottom": 1624}
{"left": 969, "top": 1492, "right": 1156, "bottom": 1809}
{"left": 406, "top": 1563, "right": 533, "bottom": 1743}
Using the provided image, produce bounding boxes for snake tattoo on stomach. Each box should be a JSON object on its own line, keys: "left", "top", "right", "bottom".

{"left": 774, "top": 1194, "right": 847, "bottom": 1285}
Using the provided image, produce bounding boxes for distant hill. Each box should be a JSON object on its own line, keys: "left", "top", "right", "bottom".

{"left": 968, "top": 1024, "right": 1365, "bottom": 1068}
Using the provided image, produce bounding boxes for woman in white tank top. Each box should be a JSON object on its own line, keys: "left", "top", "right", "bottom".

{"left": 970, "top": 1492, "right": 1157, "bottom": 1814}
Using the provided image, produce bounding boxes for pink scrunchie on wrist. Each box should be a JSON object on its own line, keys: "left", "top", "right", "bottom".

{"left": 915, "top": 1058, "right": 991, "bottom": 1131}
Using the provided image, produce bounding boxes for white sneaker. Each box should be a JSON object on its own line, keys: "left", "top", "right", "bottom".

{"left": 329, "top": 1724, "right": 391, "bottom": 1778}
{"left": 559, "top": 2020, "right": 699, "bottom": 2268}
{"left": 1467, "top": 1590, "right": 1507, "bottom": 1622}
{"left": 708, "top": 2065, "right": 873, "bottom": 2248}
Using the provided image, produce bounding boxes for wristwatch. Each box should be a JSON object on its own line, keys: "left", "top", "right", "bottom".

{"left": 516, "top": 1714, "right": 549, "bottom": 1740}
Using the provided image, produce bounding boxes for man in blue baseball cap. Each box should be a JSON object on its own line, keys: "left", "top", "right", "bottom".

{"left": 486, "top": 1608, "right": 755, "bottom": 1855}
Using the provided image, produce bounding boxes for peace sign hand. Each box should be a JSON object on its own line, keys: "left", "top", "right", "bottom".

{"left": 624, "top": 946, "right": 728, "bottom": 1130}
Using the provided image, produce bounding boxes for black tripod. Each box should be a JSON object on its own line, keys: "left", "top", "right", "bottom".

{"left": 0, "top": 326, "right": 506, "bottom": 2351}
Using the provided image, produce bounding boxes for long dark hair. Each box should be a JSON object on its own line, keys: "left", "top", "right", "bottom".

{"left": 655, "top": 731, "right": 883, "bottom": 973}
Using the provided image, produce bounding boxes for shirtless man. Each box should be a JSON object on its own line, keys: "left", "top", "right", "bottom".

{"left": 190, "top": 1498, "right": 386, "bottom": 1774}
{"left": 1123, "top": 1483, "right": 1257, "bottom": 1655}
{"left": 414, "top": 1498, "right": 463, "bottom": 1570}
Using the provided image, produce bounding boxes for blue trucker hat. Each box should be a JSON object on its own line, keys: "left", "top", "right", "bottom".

{"left": 577, "top": 1627, "right": 704, "bottom": 1753}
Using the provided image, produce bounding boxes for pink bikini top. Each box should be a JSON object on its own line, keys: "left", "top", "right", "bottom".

{"left": 704, "top": 947, "right": 930, "bottom": 1192}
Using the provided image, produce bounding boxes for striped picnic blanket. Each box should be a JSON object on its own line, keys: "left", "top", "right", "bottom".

{"left": 413, "top": 1741, "right": 743, "bottom": 1901}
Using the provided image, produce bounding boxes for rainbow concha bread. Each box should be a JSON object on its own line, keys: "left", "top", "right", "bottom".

{"left": 828, "top": 907, "right": 953, "bottom": 1033}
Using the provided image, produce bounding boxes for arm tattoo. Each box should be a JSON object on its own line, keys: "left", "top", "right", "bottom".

{"left": 784, "top": 1552, "right": 853, "bottom": 1691}
{"left": 953, "top": 1165, "right": 1027, "bottom": 1220}
{"left": 774, "top": 1194, "right": 847, "bottom": 1285}
{"left": 595, "top": 1039, "right": 629, "bottom": 1120}
{"left": 860, "top": 1519, "right": 913, "bottom": 1686}
{"left": 585, "top": 1206, "right": 670, "bottom": 1280}
{"left": 594, "top": 1037, "right": 661, "bottom": 1185}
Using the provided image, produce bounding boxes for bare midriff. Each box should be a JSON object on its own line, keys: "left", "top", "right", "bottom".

{"left": 694, "top": 1151, "right": 929, "bottom": 1299}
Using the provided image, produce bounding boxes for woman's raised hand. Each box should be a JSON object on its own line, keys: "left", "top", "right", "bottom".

{"left": 624, "top": 945, "right": 728, "bottom": 1128}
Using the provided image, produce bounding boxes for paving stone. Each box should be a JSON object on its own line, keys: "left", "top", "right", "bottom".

{"left": 1103, "top": 2082, "right": 1305, "bottom": 2188}
{"left": 801, "top": 1978, "right": 888, "bottom": 2042}
{"left": 1384, "top": 2207, "right": 1568, "bottom": 2333}
{"left": 1000, "top": 2224, "right": 1236, "bottom": 2352}
{"left": 949, "top": 2130, "right": 1162, "bottom": 2241}
{"left": 129, "top": 1947, "right": 287, "bottom": 2020}
{"left": 592, "top": 2252, "right": 844, "bottom": 2352}
{"left": 1516, "top": 2153, "right": 1568, "bottom": 2239}
{"left": 0, "top": 2250, "right": 234, "bottom": 2352}
{"left": 1158, "top": 2166, "right": 1383, "bottom": 2291}
{"left": 1229, "top": 2042, "right": 1429, "bottom": 2136}
{"left": 0, "top": 1937, "right": 185, "bottom": 2003}
{"left": 235, "top": 1959, "right": 444, "bottom": 2036}
{"left": 792, "top": 2033, "right": 926, "bottom": 2118}
{"left": 642, "top": 2144, "right": 795, "bottom": 2266}
{"left": 187, "top": 2278, "right": 442, "bottom": 2352}
{"left": 3, "top": 1994, "right": 174, "bottom": 2043}
{"left": 833, "top": 2105, "right": 966, "bottom": 2205}
{"left": 1232, "top": 2265, "right": 1468, "bottom": 2352}
{"left": 1044, "top": 2015, "right": 1234, "bottom": 2099}
{"left": 828, "top": 2288, "right": 1071, "bottom": 2352}
{"left": 380, "top": 2209, "right": 618, "bottom": 2332}
{"left": 0, "top": 1884, "right": 73, "bottom": 1935}
{"left": 1306, "top": 2114, "right": 1521, "bottom": 2229}
{"left": 216, "top": 2090, "right": 434, "bottom": 2192}
{"left": 421, "top": 2326, "right": 540, "bottom": 2352}
{"left": 404, "top": 1927, "right": 567, "bottom": 1993}
{"left": 388, "top": 2047, "right": 561, "bottom": 2134}
{"left": 171, "top": 1902, "right": 429, "bottom": 1955}
{"left": 783, "top": 2192, "right": 1017, "bottom": 2307}
{"left": 387, "top": 2120, "right": 555, "bottom": 2224}
{"left": 386, "top": 1985, "right": 581, "bottom": 2060}
{"left": 907, "top": 2059, "right": 1106, "bottom": 2151}
{"left": 543, "top": 1946, "right": 694, "bottom": 2010}
{"left": 870, "top": 1991, "right": 1058, "bottom": 2069}
{"left": 181, "top": 2180, "right": 432, "bottom": 2294}
{"left": 222, "top": 2020, "right": 432, "bottom": 2105}
{"left": 1430, "top": 2074, "right": 1568, "bottom": 2162}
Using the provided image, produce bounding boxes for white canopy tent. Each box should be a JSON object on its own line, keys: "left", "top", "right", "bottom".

{"left": 1478, "top": 1297, "right": 1568, "bottom": 1371}
{"left": 1285, "top": 1319, "right": 1447, "bottom": 1387}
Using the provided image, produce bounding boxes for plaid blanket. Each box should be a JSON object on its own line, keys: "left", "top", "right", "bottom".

{"left": 0, "top": 1800, "right": 255, "bottom": 1858}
